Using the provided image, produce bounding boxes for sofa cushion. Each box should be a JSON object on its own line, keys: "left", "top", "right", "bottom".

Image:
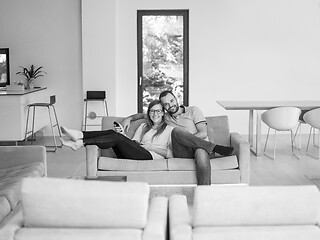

{"left": 0, "top": 162, "right": 45, "bottom": 211}
{"left": 0, "top": 182, "right": 22, "bottom": 210}
{"left": 192, "top": 226, "right": 320, "bottom": 240}
{"left": 0, "top": 196, "right": 11, "bottom": 225}
{"left": 21, "top": 178, "right": 150, "bottom": 228}
{"left": 97, "top": 155, "right": 238, "bottom": 172}
{"left": 98, "top": 157, "right": 168, "bottom": 171}
{"left": 168, "top": 155, "right": 238, "bottom": 171}
{"left": 206, "top": 116, "right": 230, "bottom": 147}
{"left": 0, "top": 162, "right": 45, "bottom": 184}
{"left": 192, "top": 185, "right": 320, "bottom": 227}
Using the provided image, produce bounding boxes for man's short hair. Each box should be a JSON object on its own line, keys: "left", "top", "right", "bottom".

{"left": 159, "top": 90, "right": 175, "bottom": 100}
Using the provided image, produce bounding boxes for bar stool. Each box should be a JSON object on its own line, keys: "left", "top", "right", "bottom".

{"left": 25, "top": 95, "right": 62, "bottom": 152}
{"left": 83, "top": 91, "right": 109, "bottom": 130}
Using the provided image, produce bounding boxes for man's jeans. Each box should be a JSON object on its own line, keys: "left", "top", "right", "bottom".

{"left": 171, "top": 127, "right": 215, "bottom": 185}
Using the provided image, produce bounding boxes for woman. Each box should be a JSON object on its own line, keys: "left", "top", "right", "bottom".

{"left": 60, "top": 100, "right": 173, "bottom": 160}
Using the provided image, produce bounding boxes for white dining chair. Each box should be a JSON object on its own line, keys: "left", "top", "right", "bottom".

{"left": 303, "top": 108, "right": 320, "bottom": 159}
{"left": 293, "top": 110, "right": 307, "bottom": 150}
{"left": 262, "top": 107, "right": 301, "bottom": 159}
{"left": 293, "top": 109, "right": 317, "bottom": 150}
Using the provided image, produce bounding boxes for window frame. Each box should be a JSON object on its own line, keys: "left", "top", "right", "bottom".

{"left": 137, "top": 9, "right": 189, "bottom": 113}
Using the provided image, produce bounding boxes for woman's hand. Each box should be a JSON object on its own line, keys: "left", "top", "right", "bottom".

{"left": 141, "top": 142, "right": 153, "bottom": 151}
{"left": 121, "top": 117, "right": 132, "bottom": 132}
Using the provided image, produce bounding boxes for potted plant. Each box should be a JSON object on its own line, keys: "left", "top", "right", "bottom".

{"left": 16, "top": 65, "right": 46, "bottom": 89}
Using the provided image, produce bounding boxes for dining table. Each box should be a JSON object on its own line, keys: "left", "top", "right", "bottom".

{"left": 216, "top": 101, "right": 320, "bottom": 157}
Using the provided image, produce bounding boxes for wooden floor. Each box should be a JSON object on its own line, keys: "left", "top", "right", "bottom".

{"left": 249, "top": 133, "right": 320, "bottom": 186}
{"left": 40, "top": 134, "right": 320, "bottom": 186}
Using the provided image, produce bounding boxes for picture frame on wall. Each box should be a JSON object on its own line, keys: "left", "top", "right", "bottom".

{"left": 0, "top": 48, "right": 10, "bottom": 88}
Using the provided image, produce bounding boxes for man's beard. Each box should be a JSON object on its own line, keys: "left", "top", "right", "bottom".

{"left": 168, "top": 105, "right": 179, "bottom": 114}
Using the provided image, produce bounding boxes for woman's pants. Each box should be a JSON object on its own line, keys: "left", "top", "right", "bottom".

{"left": 82, "top": 130, "right": 153, "bottom": 160}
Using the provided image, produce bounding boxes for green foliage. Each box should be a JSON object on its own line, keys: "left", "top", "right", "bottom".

{"left": 0, "top": 61, "right": 6, "bottom": 77}
{"left": 16, "top": 65, "right": 46, "bottom": 82}
{"left": 142, "top": 15, "right": 184, "bottom": 111}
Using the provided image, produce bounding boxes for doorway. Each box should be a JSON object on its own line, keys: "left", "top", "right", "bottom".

{"left": 137, "top": 10, "right": 189, "bottom": 113}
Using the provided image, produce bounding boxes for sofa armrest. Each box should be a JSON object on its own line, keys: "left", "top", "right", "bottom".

{"left": 85, "top": 145, "right": 101, "bottom": 177}
{"left": 0, "top": 206, "right": 24, "bottom": 240}
{"left": 169, "top": 195, "right": 192, "bottom": 240}
{"left": 317, "top": 210, "right": 320, "bottom": 228}
{"left": 0, "top": 146, "right": 47, "bottom": 176}
{"left": 143, "top": 197, "right": 168, "bottom": 240}
{"left": 230, "top": 132, "right": 250, "bottom": 184}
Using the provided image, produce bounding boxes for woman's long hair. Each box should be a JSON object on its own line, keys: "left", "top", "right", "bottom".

{"left": 141, "top": 99, "right": 168, "bottom": 141}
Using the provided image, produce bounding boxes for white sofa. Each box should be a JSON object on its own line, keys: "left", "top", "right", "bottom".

{"left": 6, "top": 178, "right": 168, "bottom": 240}
{"left": 0, "top": 146, "right": 46, "bottom": 229}
{"left": 86, "top": 115, "right": 250, "bottom": 185}
{"left": 169, "top": 185, "right": 320, "bottom": 240}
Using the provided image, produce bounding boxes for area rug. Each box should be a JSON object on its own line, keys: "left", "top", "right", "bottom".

{"left": 149, "top": 183, "right": 248, "bottom": 203}
{"left": 305, "top": 175, "right": 320, "bottom": 191}
{"left": 149, "top": 185, "right": 196, "bottom": 203}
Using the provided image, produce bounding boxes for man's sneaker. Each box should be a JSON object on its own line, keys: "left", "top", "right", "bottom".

{"left": 212, "top": 145, "right": 234, "bottom": 156}
{"left": 114, "top": 121, "right": 125, "bottom": 135}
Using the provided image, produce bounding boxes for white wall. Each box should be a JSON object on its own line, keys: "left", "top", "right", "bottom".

{"left": 82, "top": 0, "right": 117, "bottom": 116}
{"left": 83, "top": 0, "right": 320, "bottom": 134}
{"left": 3, "top": 0, "right": 318, "bottom": 135}
{"left": 0, "top": 0, "right": 83, "bottom": 131}
{"left": 1, "top": 0, "right": 320, "bottom": 135}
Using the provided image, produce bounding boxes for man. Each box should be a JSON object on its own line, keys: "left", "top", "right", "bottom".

{"left": 122, "top": 91, "right": 233, "bottom": 185}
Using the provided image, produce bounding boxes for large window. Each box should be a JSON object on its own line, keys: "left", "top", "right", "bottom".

{"left": 137, "top": 10, "right": 189, "bottom": 113}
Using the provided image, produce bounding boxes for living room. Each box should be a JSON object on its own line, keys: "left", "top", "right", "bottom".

{"left": 1, "top": 0, "right": 320, "bottom": 133}
{"left": 1, "top": 0, "right": 320, "bottom": 239}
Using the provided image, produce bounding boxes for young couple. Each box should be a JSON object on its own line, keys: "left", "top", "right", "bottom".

{"left": 61, "top": 91, "right": 233, "bottom": 185}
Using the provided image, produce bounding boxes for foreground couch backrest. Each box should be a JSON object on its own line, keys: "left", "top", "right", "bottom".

{"left": 0, "top": 146, "right": 47, "bottom": 173}
{"left": 14, "top": 178, "right": 168, "bottom": 240}
{"left": 169, "top": 185, "right": 320, "bottom": 240}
